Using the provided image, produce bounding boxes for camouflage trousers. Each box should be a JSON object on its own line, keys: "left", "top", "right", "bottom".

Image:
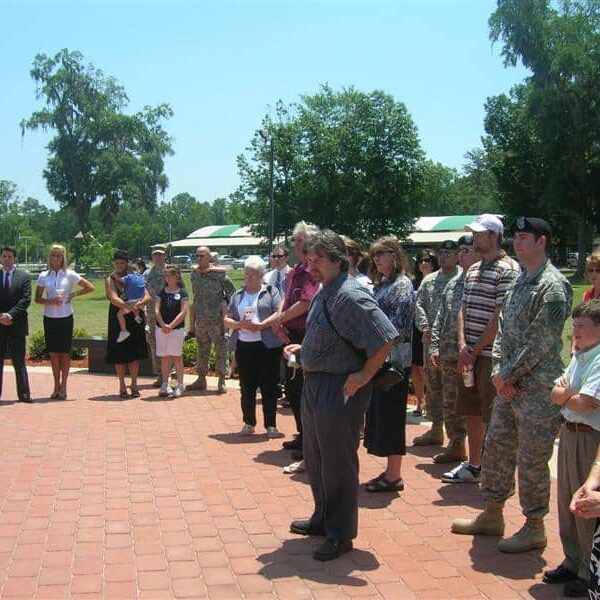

{"left": 195, "top": 318, "right": 228, "bottom": 378}
{"left": 423, "top": 341, "right": 442, "bottom": 425}
{"left": 441, "top": 358, "right": 467, "bottom": 446}
{"left": 145, "top": 309, "right": 160, "bottom": 375}
{"left": 481, "top": 386, "right": 562, "bottom": 518}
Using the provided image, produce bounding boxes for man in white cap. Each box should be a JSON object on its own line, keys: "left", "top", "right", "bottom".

{"left": 442, "top": 214, "right": 520, "bottom": 484}
{"left": 145, "top": 245, "right": 167, "bottom": 386}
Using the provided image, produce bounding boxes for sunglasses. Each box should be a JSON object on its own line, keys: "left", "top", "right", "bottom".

{"left": 417, "top": 257, "right": 433, "bottom": 263}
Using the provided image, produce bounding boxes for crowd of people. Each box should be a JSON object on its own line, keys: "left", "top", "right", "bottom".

{"left": 1, "top": 214, "right": 600, "bottom": 593}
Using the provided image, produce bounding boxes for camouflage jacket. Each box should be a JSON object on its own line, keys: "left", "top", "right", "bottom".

{"left": 415, "top": 267, "right": 460, "bottom": 333}
{"left": 144, "top": 265, "right": 165, "bottom": 302}
{"left": 492, "top": 259, "right": 573, "bottom": 389}
{"left": 191, "top": 268, "right": 236, "bottom": 321}
{"left": 429, "top": 273, "right": 463, "bottom": 362}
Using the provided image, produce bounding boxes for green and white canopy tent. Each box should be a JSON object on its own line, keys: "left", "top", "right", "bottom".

{"left": 165, "top": 225, "right": 268, "bottom": 250}
{"left": 406, "top": 215, "right": 482, "bottom": 245}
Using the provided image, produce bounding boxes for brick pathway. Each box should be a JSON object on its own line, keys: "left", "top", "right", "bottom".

{"left": 0, "top": 368, "right": 569, "bottom": 599}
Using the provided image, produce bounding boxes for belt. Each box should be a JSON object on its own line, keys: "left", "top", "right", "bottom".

{"left": 564, "top": 421, "right": 597, "bottom": 433}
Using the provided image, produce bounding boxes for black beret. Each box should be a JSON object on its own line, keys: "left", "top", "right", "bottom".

{"left": 512, "top": 217, "right": 552, "bottom": 237}
{"left": 439, "top": 240, "right": 459, "bottom": 251}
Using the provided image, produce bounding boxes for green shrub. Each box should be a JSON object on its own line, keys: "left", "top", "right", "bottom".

{"left": 27, "top": 328, "right": 89, "bottom": 360}
{"left": 28, "top": 330, "right": 49, "bottom": 360}
{"left": 181, "top": 336, "right": 217, "bottom": 370}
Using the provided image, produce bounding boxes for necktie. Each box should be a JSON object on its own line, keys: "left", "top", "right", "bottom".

{"left": 276, "top": 270, "right": 282, "bottom": 293}
{"left": 3, "top": 272, "right": 9, "bottom": 293}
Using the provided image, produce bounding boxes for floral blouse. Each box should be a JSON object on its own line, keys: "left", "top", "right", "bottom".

{"left": 373, "top": 273, "right": 415, "bottom": 369}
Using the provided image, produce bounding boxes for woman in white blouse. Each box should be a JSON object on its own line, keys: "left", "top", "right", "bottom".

{"left": 35, "top": 245, "right": 95, "bottom": 399}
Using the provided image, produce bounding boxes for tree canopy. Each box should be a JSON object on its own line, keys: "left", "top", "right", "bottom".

{"left": 21, "top": 49, "right": 174, "bottom": 231}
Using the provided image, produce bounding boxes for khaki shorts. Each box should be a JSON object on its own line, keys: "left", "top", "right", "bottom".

{"left": 456, "top": 355, "right": 496, "bottom": 423}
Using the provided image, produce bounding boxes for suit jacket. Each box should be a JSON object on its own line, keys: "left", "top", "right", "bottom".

{"left": 0, "top": 269, "right": 31, "bottom": 338}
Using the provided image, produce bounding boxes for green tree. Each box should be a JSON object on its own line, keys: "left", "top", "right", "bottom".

{"left": 487, "top": 0, "right": 600, "bottom": 269}
{"left": 237, "top": 86, "right": 424, "bottom": 242}
{"left": 20, "top": 49, "right": 174, "bottom": 232}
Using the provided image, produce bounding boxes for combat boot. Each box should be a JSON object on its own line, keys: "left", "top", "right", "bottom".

{"left": 433, "top": 440, "right": 467, "bottom": 464}
{"left": 451, "top": 500, "right": 505, "bottom": 536}
{"left": 413, "top": 422, "right": 444, "bottom": 446}
{"left": 497, "top": 517, "right": 546, "bottom": 553}
{"left": 186, "top": 376, "right": 207, "bottom": 391}
{"left": 217, "top": 376, "right": 227, "bottom": 394}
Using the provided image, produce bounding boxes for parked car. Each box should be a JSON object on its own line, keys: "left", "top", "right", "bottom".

{"left": 566, "top": 252, "right": 579, "bottom": 269}
{"left": 216, "top": 254, "right": 234, "bottom": 266}
{"left": 171, "top": 255, "right": 192, "bottom": 268}
{"left": 232, "top": 255, "right": 250, "bottom": 270}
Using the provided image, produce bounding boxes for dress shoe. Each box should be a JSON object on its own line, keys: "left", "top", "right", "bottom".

{"left": 19, "top": 397, "right": 33, "bottom": 403}
{"left": 543, "top": 565, "right": 577, "bottom": 584}
{"left": 291, "top": 448, "right": 303, "bottom": 461}
{"left": 283, "top": 437, "right": 302, "bottom": 450}
{"left": 289, "top": 519, "right": 325, "bottom": 536}
{"left": 564, "top": 577, "right": 589, "bottom": 597}
{"left": 313, "top": 538, "right": 353, "bottom": 561}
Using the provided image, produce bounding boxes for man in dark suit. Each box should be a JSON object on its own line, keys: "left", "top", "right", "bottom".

{"left": 0, "top": 246, "right": 32, "bottom": 402}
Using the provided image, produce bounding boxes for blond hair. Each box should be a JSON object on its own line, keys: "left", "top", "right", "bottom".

{"left": 47, "top": 244, "right": 67, "bottom": 271}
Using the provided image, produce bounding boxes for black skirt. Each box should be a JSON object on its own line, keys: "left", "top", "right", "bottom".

{"left": 44, "top": 315, "right": 74, "bottom": 353}
{"left": 105, "top": 303, "right": 149, "bottom": 365}
{"left": 364, "top": 368, "right": 410, "bottom": 457}
{"left": 411, "top": 326, "right": 424, "bottom": 366}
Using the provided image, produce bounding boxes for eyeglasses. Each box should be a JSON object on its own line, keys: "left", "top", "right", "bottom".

{"left": 417, "top": 257, "right": 433, "bottom": 263}
{"left": 372, "top": 250, "right": 393, "bottom": 258}
{"left": 271, "top": 254, "right": 285, "bottom": 259}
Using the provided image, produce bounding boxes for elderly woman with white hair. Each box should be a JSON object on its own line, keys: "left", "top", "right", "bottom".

{"left": 224, "top": 255, "right": 284, "bottom": 438}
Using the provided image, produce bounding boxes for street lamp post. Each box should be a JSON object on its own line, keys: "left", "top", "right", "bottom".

{"left": 18, "top": 235, "right": 31, "bottom": 265}
{"left": 259, "top": 130, "right": 275, "bottom": 252}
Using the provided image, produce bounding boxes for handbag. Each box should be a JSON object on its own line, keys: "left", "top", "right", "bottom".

{"left": 320, "top": 297, "right": 403, "bottom": 392}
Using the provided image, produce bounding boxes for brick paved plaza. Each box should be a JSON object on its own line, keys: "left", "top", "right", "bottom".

{"left": 0, "top": 368, "right": 569, "bottom": 599}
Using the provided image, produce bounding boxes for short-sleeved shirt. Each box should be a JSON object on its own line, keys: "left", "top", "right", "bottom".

{"left": 560, "top": 341, "right": 600, "bottom": 431}
{"left": 159, "top": 288, "right": 188, "bottom": 329}
{"left": 462, "top": 254, "right": 520, "bottom": 357}
{"left": 281, "top": 262, "right": 320, "bottom": 331}
{"left": 123, "top": 273, "right": 146, "bottom": 303}
{"left": 301, "top": 272, "right": 398, "bottom": 374}
{"left": 37, "top": 268, "right": 81, "bottom": 318}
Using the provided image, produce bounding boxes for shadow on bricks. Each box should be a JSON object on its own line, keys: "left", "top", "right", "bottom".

{"left": 209, "top": 432, "right": 268, "bottom": 445}
{"left": 432, "top": 482, "right": 486, "bottom": 509}
{"left": 253, "top": 449, "right": 300, "bottom": 467}
{"left": 469, "top": 535, "right": 548, "bottom": 579}
{"left": 257, "top": 538, "right": 379, "bottom": 587}
{"left": 358, "top": 488, "right": 398, "bottom": 510}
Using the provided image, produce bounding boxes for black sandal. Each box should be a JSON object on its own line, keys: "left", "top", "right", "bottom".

{"left": 365, "top": 476, "right": 404, "bottom": 493}
{"left": 130, "top": 389, "right": 141, "bottom": 398}
{"left": 364, "top": 472, "right": 387, "bottom": 487}
{"left": 119, "top": 389, "right": 130, "bottom": 398}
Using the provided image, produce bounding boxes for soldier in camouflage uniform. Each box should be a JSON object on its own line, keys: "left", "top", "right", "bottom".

{"left": 414, "top": 240, "right": 462, "bottom": 446}
{"left": 144, "top": 246, "right": 166, "bottom": 385}
{"left": 186, "top": 246, "right": 235, "bottom": 394}
{"left": 452, "top": 217, "right": 573, "bottom": 554}
{"left": 429, "top": 234, "right": 479, "bottom": 464}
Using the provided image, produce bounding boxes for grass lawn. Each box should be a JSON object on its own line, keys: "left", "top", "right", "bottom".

{"left": 27, "top": 269, "right": 587, "bottom": 364}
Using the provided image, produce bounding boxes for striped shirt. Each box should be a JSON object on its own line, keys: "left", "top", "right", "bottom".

{"left": 462, "top": 254, "right": 520, "bottom": 357}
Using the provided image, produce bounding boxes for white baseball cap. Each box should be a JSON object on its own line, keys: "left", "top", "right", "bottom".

{"left": 465, "top": 214, "right": 504, "bottom": 234}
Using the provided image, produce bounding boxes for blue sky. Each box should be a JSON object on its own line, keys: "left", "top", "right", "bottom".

{"left": 1, "top": 0, "right": 528, "bottom": 209}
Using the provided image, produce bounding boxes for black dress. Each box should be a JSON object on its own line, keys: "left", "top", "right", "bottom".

{"left": 105, "top": 290, "right": 149, "bottom": 365}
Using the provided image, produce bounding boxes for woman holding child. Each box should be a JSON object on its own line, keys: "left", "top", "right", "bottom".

{"left": 35, "top": 244, "right": 95, "bottom": 399}
{"left": 105, "top": 249, "right": 150, "bottom": 398}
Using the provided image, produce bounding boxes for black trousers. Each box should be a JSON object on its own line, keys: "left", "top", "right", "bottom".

{"left": 284, "top": 329, "right": 305, "bottom": 436}
{"left": 302, "top": 372, "right": 371, "bottom": 541}
{"left": 235, "top": 341, "right": 281, "bottom": 429}
{"left": 0, "top": 332, "right": 31, "bottom": 401}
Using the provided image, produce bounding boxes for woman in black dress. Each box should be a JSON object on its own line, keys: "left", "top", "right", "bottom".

{"left": 105, "top": 250, "right": 150, "bottom": 398}
{"left": 410, "top": 249, "right": 439, "bottom": 416}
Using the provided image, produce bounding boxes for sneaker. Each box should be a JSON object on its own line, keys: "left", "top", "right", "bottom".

{"left": 240, "top": 424, "right": 255, "bottom": 435}
{"left": 266, "top": 427, "right": 284, "bottom": 439}
{"left": 158, "top": 383, "right": 171, "bottom": 397}
{"left": 173, "top": 385, "right": 184, "bottom": 398}
{"left": 442, "top": 462, "right": 481, "bottom": 484}
{"left": 117, "top": 331, "right": 131, "bottom": 343}
{"left": 283, "top": 460, "right": 306, "bottom": 474}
